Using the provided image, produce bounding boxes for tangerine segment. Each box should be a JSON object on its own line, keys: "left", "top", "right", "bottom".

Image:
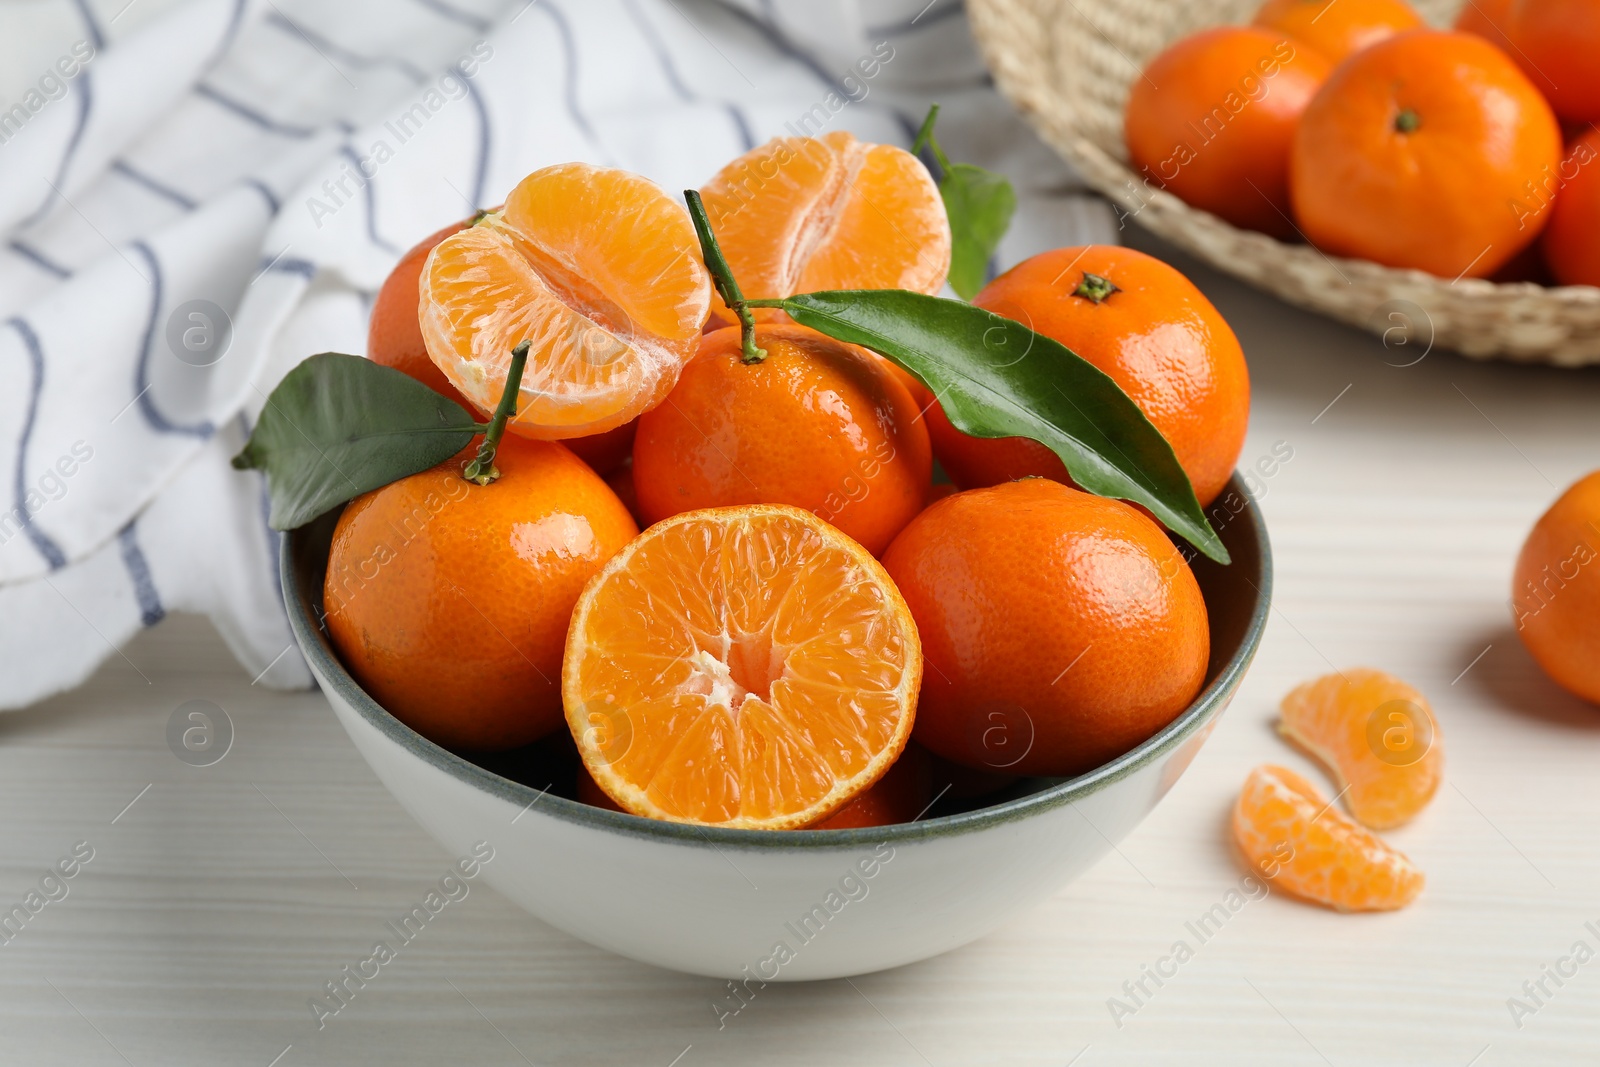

{"left": 1233, "top": 764, "right": 1424, "bottom": 912}
{"left": 419, "top": 163, "right": 710, "bottom": 439}
{"left": 564, "top": 504, "right": 922, "bottom": 830}
{"left": 699, "top": 132, "right": 950, "bottom": 325}
{"left": 1279, "top": 669, "right": 1442, "bottom": 830}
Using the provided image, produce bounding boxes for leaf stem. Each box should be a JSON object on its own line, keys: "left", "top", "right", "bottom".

{"left": 911, "top": 103, "right": 953, "bottom": 177}
{"left": 684, "top": 189, "right": 766, "bottom": 363}
{"left": 462, "top": 340, "right": 529, "bottom": 485}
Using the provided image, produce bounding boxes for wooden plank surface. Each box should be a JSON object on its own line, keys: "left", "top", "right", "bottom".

{"left": 3, "top": 233, "right": 1599, "bottom": 1066}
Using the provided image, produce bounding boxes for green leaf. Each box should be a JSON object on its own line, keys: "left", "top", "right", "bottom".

{"left": 232, "top": 352, "right": 481, "bottom": 530}
{"left": 940, "top": 163, "right": 1016, "bottom": 300}
{"left": 776, "top": 290, "right": 1229, "bottom": 564}
{"left": 912, "top": 102, "right": 1016, "bottom": 300}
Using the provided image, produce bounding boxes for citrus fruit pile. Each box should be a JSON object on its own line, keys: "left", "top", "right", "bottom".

{"left": 1125, "top": 0, "right": 1600, "bottom": 285}
{"left": 239, "top": 113, "right": 1247, "bottom": 831}
{"left": 1234, "top": 668, "right": 1441, "bottom": 911}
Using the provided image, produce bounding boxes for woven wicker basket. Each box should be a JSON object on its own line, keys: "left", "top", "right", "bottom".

{"left": 967, "top": 0, "right": 1600, "bottom": 366}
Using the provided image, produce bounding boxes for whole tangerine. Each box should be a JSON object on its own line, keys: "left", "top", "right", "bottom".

{"left": 1512, "top": 470, "right": 1600, "bottom": 704}
{"left": 881, "top": 478, "right": 1210, "bottom": 778}
{"left": 1453, "top": 0, "right": 1514, "bottom": 53}
{"left": 1253, "top": 0, "right": 1423, "bottom": 64}
{"left": 1125, "top": 27, "right": 1331, "bottom": 238}
{"left": 367, "top": 214, "right": 637, "bottom": 475}
{"left": 928, "top": 245, "right": 1250, "bottom": 509}
{"left": 1290, "top": 29, "right": 1563, "bottom": 278}
{"left": 1496, "top": 0, "right": 1600, "bottom": 124}
{"left": 324, "top": 436, "right": 638, "bottom": 752}
{"left": 1542, "top": 127, "right": 1600, "bottom": 287}
{"left": 632, "top": 324, "right": 932, "bottom": 556}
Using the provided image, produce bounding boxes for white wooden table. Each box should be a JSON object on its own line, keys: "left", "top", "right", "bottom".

{"left": 5, "top": 229, "right": 1600, "bottom": 1066}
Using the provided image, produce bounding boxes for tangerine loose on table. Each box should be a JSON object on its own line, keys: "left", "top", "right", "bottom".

{"left": 929, "top": 245, "right": 1250, "bottom": 509}
{"left": 564, "top": 505, "right": 922, "bottom": 830}
{"left": 632, "top": 324, "right": 933, "bottom": 557}
{"left": 1542, "top": 128, "right": 1600, "bottom": 288}
{"left": 881, "top": 479, "right": 1209, "bottom": 778}
{"left": 325, "top": 437, "right": 639, "bottom": 752}
{"left": 1252, "top": 0, "right": 1423, "bottom": 64}
{"left": 1124, "top": 27, "right": 1331, "bottom": 238}
{"left": 419, "top": 163, "right": 710, "bottom": 440}
{"left": 1278, "top": 669, "right": 1442, "bottom": 829}
{"left": 697, "top": 131, "right": 950, "bottom": 325}
{"left": 1289, "top": 29, "right": 1563, "bottom": 279}
{"left": 1233, "top": 764, "right": 1424, "bottom": 912}
{"left": 1512, "top": 469, "right": 1600, "bottom": 704}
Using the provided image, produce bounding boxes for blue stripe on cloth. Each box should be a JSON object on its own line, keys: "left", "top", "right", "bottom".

{"left": 208, "top": 0, "right": 251, "bottom": 68}
{"left": 9, "top": 240, "right": 72, "bottom": 279}
{"left": 20, "top": 68, "right": 93, "bottom": 229}
{"left": 244, "top": 179, "right": 281, "bottom": 215}
{"left": 458, "top": 67, "right": 492, "bottom": 210}
{"left": 409, "top": 0, "right": 491, "bottom": 32}
{"left": 340, "top": 145, "right": 399, "bottom": 253}
{"left": 263, "top": 11, "right": 429, "bottom": 82}
{"left": 72, "top": 0, "right": 105, "bottom": 51}
{"left": 111, "top": 160, "right": 199, "bottom": 210}
{"left": 117, "top": 520, "right": 166, "bottom": 627}
{"left": 130, "top": 241, "right": 215, "bottom": 439}
{"left": 623, "top": 0, "right": 753, "bottom": 150}
{"left": 541, "top": 2, "right": 611, "bottom": 162}
{"left": 5, "top": 318, "right": 68, "bottom": 570}
{"left": 726, "top": 103, "right": 755, "bottom": 151}
{"left": 193, "top": 83, "right": 320, "bottom": 138}
{"left": 259, "top": 253, "right": 317, "bottom": 278}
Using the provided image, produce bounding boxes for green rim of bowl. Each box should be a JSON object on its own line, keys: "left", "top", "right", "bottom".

{"left": 284, "top": 475, "right": 1271, "bottom": 852}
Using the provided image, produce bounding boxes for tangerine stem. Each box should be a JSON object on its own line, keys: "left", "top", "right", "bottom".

{"left": 911, "top": 103, "right": 952, "bottom": 177}
{"left": 684, "top": 189, "right": 766, "bottom": 363}
{"left": 461, "top": 339, "right": 529, "bottom": 485}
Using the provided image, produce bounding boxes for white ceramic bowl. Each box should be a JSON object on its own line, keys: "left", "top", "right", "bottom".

{"left": 283, "top": 476, "right": 1271, "bottom": 980}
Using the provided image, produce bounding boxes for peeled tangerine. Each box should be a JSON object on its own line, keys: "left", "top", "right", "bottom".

{"left": 419, "top": 163, "right": 710, "bottom": 439}
{"left": 564, "top": 505, "right": 922, "bottom": 830}
{"left": 698, "top": 131, "right": 950, "bottom": 325}
{"left": 1234, "top": 765, "right": 1424, "bottom": 912}
{"left": 1278, "top": 668, "right": 1442, "bottom": 830}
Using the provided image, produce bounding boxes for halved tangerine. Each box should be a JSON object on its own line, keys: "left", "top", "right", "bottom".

{"left": 698, "top": 132, "right": 950, "bottom": 325}
{"left": 419, "top": 163, "right": 710, "bottom": 439}
{"left": 1279, "top": 668, "right": 1442, "bottom": 830}
{"left": 563, "top": 504, "right": 922, "bottom": 830}
{"left": 1233, "top": 764, "right": 1424, "bottom": 912}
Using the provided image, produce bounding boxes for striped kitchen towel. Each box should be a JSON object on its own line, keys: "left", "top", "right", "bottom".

{"left": 0, "top": 0, "right": 1115, "bottom": 710}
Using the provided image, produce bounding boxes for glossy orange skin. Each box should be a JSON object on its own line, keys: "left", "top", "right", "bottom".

{"left": 368, "top": 220, "right": 473, "bottom": 409}
{"left": 632, "top": 325, "right": 933, "bottom": 556}
{"left": 1253, "top": 0, "right": 1422, "bottom": 63}
{"left": 1454, "top": 0, "right": 1514, "bottom": 51}
{"left": 881, "top": 479, "right": 1210, "bottom": 777}
{"left": 324, "top": 437, "right": 638, "bottom": 752}
{"left": 1512, "top": 470, "right": 1600, "bottom": 704}
{"left": 1499, "top": 0, "right": 1600, "bottom": 124}
{"left": 929, "top": 246, "right": 1249, "bottom": 509}
{"left": 367, "top": 215, "right": 635, "bottom": 475}
{"left": 1125, "top": 27, "right": 1331, "bottom": 238}
{"left": 1542, "top": 128, "right": 1600, "bottom": 287}
{"left": 1291, "top": 30, "right": 1563, "bottom": 278}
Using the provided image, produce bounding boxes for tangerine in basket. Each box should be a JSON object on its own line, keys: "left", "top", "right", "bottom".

{"left": 419, "top": 163, "right": 710, "bottom": 440}
{"left": 1252, "top": 0, "right": 1422, "bottom": 64}
{"left": 325, "top": 436, "right": 638, "bottom": 752}
{"left": 1512, "top": 469, "right": 1600, "bottom": 704}
{"left": 1453, "top": 0, "right": 1514, "bottom": 53}
{"left": 1278, "top": 669, "right": 1442, "bottom": 829}
{"left": 1542, "top": 127, "right": 1600, "bottom": 288}
{"left": 927, "top": 245, "right": 1250, "bottom": 509}
{"left": 632, "top": 324, "right": 932, "bottom": 556}
{"left": 1124, "top": 27, "right": 1331, "bottom": 238}
{"left": 697, "top": 131, "right": 950, "bottom": 325}
{"left": 564, "top": 504, "right": 922, "bottom": 830}
{"left": 368, "top": 213, "right": 638, "bottom": 474}
{"left": 881, "top": 478, "right": 1209, "bottom": 778}
{"left": 1233, "top": 764, "right": 1424, "bottom": 911}
{"left": 1494, "top": 0, "right": 1600, "bottom": 124}
{"left": 1290, "top": 30, "right": 1563, "bottom": 278}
